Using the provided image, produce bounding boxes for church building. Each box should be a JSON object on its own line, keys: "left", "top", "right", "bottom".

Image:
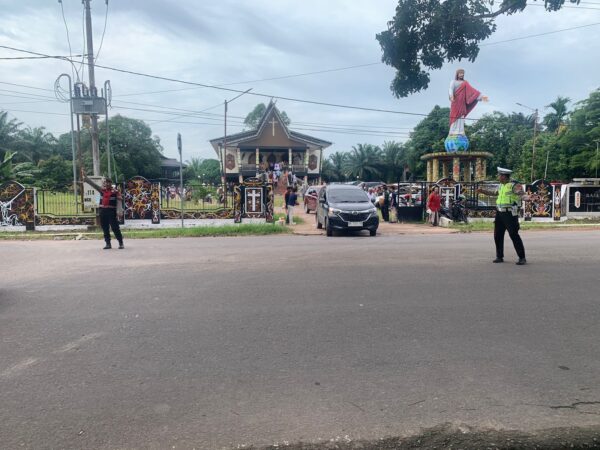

{"left": 210, "top": 101, "right": 331, "bottom": 185}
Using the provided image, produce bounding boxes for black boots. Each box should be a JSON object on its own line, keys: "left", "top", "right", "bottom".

{"left": 493, "top": 257, "right": 503, "bottom": 263}
{"left": 103, "top": 242, "right": 111, "bottom": 250}
{"left": 118, "top": 241, "right": 124, "bottom": 249}
{"left": 516, "top": 258, "right": 527, "bottom": 265}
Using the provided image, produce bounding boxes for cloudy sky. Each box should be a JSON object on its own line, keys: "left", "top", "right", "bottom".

{"left": 0, "top": 0, "right": 599, "bottom": 161}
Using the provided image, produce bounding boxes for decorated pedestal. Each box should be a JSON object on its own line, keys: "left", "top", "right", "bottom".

{"left": 420, "top": 151, "right": 493, "bottom": 183}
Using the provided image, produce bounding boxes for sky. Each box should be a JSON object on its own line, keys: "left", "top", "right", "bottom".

{"left": 0, "top": 0, "right": 599, "bottom": 162}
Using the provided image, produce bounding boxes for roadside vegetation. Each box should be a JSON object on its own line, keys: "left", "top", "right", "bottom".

{"left": 451, "top": 219, "right": 600, "bottom": 232}
{"left": 0, "top": 223, "right": 292, "bottom": 240}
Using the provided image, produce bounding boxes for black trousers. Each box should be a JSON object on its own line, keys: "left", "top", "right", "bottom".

{"left": 100, "top": 208, "right": 123, "bottom": 244}
{"left": 381, "top": 205, "right": 390, "bottom": 222}
{"left": 494, "top": 211, "right": 525, "bottom": 259}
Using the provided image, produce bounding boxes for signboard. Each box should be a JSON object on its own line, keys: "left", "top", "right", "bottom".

{"left": 83, "top": 176, "right": 103, "bottom": 211}
{"left": 568, "top": 186, "right": 600, "bottom": 213}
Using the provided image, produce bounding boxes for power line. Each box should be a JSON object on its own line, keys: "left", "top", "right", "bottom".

{"left": 0, "top": 81, "right": 54, "bottom": 92}
{"left": 480, "top": 22, "right": 600, "bottom": 46}
{"left": 114, "top": 62, "right": 383, "bottom": 98}
{"left": 0, "top": 108, "right": 69, "bottom": 116}
{"left": 2, "top": 18, "right": 597, "bottom": 120}
{"left": 0, "top": 54, "right": 85, "bottom": 60}
{"left": 95, "top": 0, "right": 109, "bottom": 62}
{"left": 58, "top": 0, "right": 77, "bottom": 80}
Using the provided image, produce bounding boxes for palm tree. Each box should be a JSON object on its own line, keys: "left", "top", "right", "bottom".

{"left": 328, "top": 151, "right": 348, "bottom": 182}
{"left": 0, "top": 111, "right": 22, "bottom": 160}
{"left": 543, "top": 96, "right": 570, "bottom": 133}
{"left": 15, "top": 126, "right": 56, "bottom": 164}
{"left": 381, "top": 141, "right": 407, "bottom": 182}
{"left": 185, "top": 156, "right": 204, "bottom": 177}
{"left": 344, "top": 144, "right": 383, "bottom": 181}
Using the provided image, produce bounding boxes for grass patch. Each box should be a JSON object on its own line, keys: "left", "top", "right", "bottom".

{"left": 274, "top": 212, "right": 305, "bottom": 224}
{"left": 0, "top": 224, "right": 291, "bottom": 240}
{"left": 451, "top": 218, "right": 600, "bottom": 233}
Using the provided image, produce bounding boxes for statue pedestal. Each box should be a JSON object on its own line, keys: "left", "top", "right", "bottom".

{"left": 420, "top": 151, "right": 492, "bottom": 183}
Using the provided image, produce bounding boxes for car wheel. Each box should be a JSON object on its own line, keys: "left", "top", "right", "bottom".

{"left": 326, "top": 219, "right": 333, "bottom": 237}
{"left": 316, "top": 214, "right": 323, "bottom": 229}
{"left": 370, "top": 229, "right": 377, "bottom": 236}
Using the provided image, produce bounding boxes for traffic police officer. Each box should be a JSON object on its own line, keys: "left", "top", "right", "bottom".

{"left": 477, "top": 167, "right": 527, "bottom": 265}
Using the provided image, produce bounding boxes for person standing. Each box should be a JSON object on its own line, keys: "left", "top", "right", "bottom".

{"left": 84, "top": 175, "right": 124, "bottom": 250}
{"left": 426, "top": 186, "right": 442, "bottom": 226}
{"left": 283, "top": 186, "right": 292, "bottom": 224}
{"left": 287, "top": 187, "right": 298, "bottom": 225}
{"left": 380, "top": 185, "right": 390, "bottom": 222}
{"left": 477, "top": 167, "right": 527, "bottom": 265}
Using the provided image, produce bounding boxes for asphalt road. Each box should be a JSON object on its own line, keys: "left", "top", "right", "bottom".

{"left": 2, "top": 231, "right": 600, "bottom": 449}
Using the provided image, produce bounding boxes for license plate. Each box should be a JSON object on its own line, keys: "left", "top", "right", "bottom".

{"left": 348, "top": 221, "right": 363, "bottom": 227}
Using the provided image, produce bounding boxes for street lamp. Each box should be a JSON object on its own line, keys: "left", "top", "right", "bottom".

{"left": 222, "top": 88, "right": 252, "bottom": 204}
{"left": 516, "top": 102, "right": 539, "bottom": 182}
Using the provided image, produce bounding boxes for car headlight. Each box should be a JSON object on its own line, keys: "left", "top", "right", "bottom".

{"left": 328, "top": 207, "right": 343, "bottom": 216}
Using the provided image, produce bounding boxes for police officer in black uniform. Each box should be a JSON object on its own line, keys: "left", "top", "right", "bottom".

{"left": 85, "top": 175, "right": 124, "bottom": 250}
{"left": 477, "top": 167, "right": 527, "bottom": 265}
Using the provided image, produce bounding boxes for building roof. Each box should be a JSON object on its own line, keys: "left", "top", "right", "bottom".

{"left": 209, "top": 101, "right": 332, "bottom": 153}
{"left": 159, "top": 154, "right": 187, "bottom": 168}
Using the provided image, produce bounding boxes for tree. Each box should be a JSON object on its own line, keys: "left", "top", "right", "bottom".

{"left": 13, "top": 126, "right": 57, "bottom": 164}
{"left": 404, "top": 106, "right": 449, "bottom": 177}
{"left": 244, "top": 103, "right": 291, "bottom": 129}
{"left": 543, "top": 96, "right": 570, "bottom": 133}
{"left": 344, "top": 144, "right": 383, "bottom": 181}
{"left": 80, "top": 115, "right": 163, "bottom": 181}
{"left": 38, "top": 156, "right": 72, "bottom": 190}
{"left": 328, "top": 151, "right": 349, "bottom": 182}
{"left": 377, "top": 0, "right": 578, "bottom": 97}
{"left": 183, "top": 157, "right": 221, "bottom": 185}
{"left": 381, "top": 141, "right": 407, "bottom": 182}
{"left": 0, "top": 111, "right": 21, "bottom": 161}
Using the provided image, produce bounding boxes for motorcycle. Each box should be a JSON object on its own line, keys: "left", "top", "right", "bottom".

{"left": 440, "top": 196, "right": 468, "bottom": 223}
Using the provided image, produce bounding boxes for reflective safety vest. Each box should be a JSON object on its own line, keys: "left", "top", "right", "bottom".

{"left": 496, "top": 182, "right": 520, "bottom": 207}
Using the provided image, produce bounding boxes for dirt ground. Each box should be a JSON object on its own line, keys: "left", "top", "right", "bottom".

{"left": 281, "top": 204, "right": 456, "bottom": 236}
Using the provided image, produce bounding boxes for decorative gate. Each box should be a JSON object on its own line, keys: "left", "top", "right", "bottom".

{"left": 0, "top": 181, "right": 34, "bottom": 229}
{"left": 123, "top": 176, "right": 160, "bottom": 223}
{"left": 523, "top": 179, "right": 552, "bottom": 220}
{"left": 234, "top": 178, "right": 274, "bottom": 223}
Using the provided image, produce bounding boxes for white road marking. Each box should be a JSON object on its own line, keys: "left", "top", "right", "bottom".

{"left": 0, "top": 357, "right": 39, "bottom": 379}
{"left": 54, "top": 332, "right": 104, "bottom": 353}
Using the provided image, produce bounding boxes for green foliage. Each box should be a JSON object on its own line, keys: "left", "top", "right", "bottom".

{"left": 94, "top": 115, "right": 163, "bottom": 181}
{"left": 543, "top": 96, "right": 570, "bottom": 133}
{"left": 377, "top": 0, "right": 576, "bottom": 97}
{"left": 404, "top": 106, "right": 449, "bottom": 177}
{"left": 344, "top": 144, "right": 383, "bottom": 181}
{"left": 0, "top": 151, "right": 17, "bottom": 182}
{"left": 12, "top": 126, "right": 56, "bottom": 164}
{"left": 38, "top": 156, "right": 73, "bottom": 190}
{"left": 183, "top": 157, "right": 221, "bottom": 184}
{"left": 381, "top": 140, "right": 407, "bottom": 181}
{"left": 322, "top": 151, "right": 349, "bottom": 182}
{"left": 244, "top": 103, "right": 291, "bottom": 129}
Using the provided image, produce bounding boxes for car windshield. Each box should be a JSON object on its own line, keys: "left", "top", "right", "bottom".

{"left": 328, "top": 189, "right": 370, "bottom": 203}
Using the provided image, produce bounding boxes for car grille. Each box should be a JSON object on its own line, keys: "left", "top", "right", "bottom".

{"left": 339, "top": 212, "right": 371, "bottom": 222}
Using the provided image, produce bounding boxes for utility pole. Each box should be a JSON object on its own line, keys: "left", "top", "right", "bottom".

{"left": 516, "top": 103, "right": 539, "bottom": 182}
{"left": 222, "top": 88, "right": 252, "bottom": 206}
{"left": 84, "top": 0, "right": 101, "bottom": 176}
{"left": 531, "top": 108, "right": 538, "bottom": 182}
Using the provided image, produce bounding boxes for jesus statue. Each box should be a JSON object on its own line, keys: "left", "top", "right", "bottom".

{"left": 445, "top": 69, "right": 488, "bottom": 152}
